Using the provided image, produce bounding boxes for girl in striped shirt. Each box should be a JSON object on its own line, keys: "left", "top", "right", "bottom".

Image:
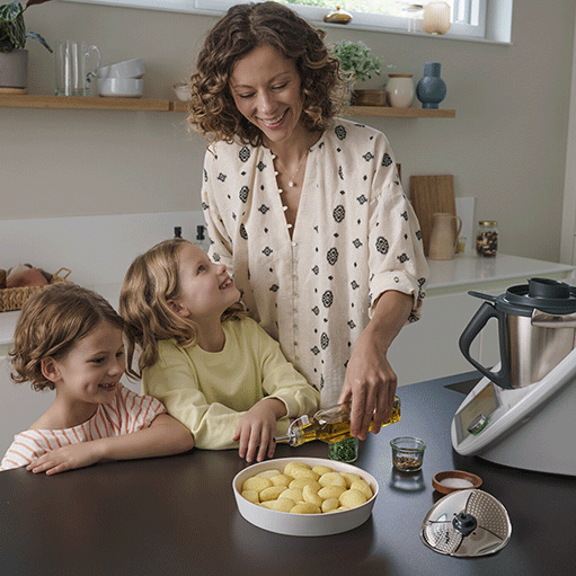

{"left": 0, "top": 283, "right": 194, "bottom": 475}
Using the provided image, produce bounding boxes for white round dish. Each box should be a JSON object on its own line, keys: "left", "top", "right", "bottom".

{"left": 97, "top": 78, "right": 143, "bottom": 98}
{"left": 232, "top": 456, "right": 379, "bottom": 537}
{"left": 97, "top": 58, "right": 145, "bottom": 79}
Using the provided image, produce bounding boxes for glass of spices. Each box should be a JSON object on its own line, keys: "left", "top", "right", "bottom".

{"left": 329, "top": 436, "right": 359, "bottom": 463}
{"left": 390, "top": 436, "right": 426, "bottom": 472}
{"left": 476, "top": 221, "right": 498, "bottom": 257}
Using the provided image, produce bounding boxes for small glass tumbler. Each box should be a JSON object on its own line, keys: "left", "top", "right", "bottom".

{"left": 390, "top": 436, "right": 426, "bottom": 472}
{"left": 329, "top": 436, "right": 359, "bottom": 463}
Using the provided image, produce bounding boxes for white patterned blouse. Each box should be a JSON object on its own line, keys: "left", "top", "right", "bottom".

{"left": 201, "top": 118, "right": 428, "bottom": 407}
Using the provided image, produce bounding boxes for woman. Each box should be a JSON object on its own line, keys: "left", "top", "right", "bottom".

{"left": 187, "top": 1, "right": 428, "bottom": 440}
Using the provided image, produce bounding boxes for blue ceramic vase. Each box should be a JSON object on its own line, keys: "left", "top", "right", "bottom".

{"left": 416, "top": 62, "right": 447, "bottom": 109}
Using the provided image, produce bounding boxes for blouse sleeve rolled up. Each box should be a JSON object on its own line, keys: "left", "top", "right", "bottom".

{"left": 366, "top": 136, "right": 428, "bottom": 322}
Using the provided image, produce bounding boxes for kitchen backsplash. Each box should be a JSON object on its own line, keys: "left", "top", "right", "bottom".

{"left": 1, "top": 200, "right": 475, "bottom": 292}
{"left": 1, "top": 211, "right": 205, "bottom": 289}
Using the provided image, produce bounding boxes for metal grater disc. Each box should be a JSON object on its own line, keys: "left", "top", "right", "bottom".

{"left": 420, "top": 489, "right": 512, "bottom": 557}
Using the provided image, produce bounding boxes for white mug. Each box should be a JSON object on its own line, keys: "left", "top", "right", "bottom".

{"left": 55, "top": 40, "right": 101, "bottom": 97}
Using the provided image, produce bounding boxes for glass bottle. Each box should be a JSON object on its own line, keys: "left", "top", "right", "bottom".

{"left": 194, "top": 224, "right": 210, "bottom": 252}
{"left": 275, "top": 397, "right": 401, "bottom": 448}
{"left": 476, "top": 221, "right": 498, "bottom": 257}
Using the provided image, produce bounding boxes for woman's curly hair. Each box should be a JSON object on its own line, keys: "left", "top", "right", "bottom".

{"left": 187, "top": 1, "right": 346, "bottom": 146}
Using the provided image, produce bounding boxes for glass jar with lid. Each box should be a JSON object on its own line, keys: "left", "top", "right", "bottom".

{"left": 476, "top": 221, "right": 498, "bottom": 257}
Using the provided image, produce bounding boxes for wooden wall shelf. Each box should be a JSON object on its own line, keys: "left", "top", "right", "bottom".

{"left": 347, "top": 105, "right": 455, "bottom": 118}
{"left": 0, "top": 94, "right": 170, "bottom": 111}
{"left": 0, "top": 94, "right": 455, "bottom": 118}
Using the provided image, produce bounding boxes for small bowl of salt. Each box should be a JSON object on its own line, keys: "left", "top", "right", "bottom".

{"left": 432, "top": 470, "right": 482, "bottom": 494}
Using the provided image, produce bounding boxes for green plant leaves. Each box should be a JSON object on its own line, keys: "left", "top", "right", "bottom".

{"left": 330, "top": 40, "right": 383, "bottom": 83}
{"left": 0, "top": 1, "right": 25, "bottom": 52}
{"left": 0, "top": 0, "right": 52, "bottom": 52}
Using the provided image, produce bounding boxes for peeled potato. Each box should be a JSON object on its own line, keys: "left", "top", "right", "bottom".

{"left": 241, "top": 489, "right": 259, "bottom": 504}
{"left": 302, "top": 484, "right": 322, "bottom": 507}
{"left": 271, "top": 474, "right": 293, "bottom": 488}
{"left": 257, "top": 469, "right": 282, "bottom": 480}
{"left": 350, "top": 478, "right": 373, "bottom": 500}
{"left": 260, "top": 485, "right": 288, "bottom": 502}
{"left": 261, "top": 497, "right": 295, "bottom": 512}
{"left": 291, "top": 467, "right": 320, "bottom": 481}
{"left": 284, "top": 462, "right": 311, "bottom": 476}
{"left": 290, "top": 502, "right": 321, "bottom": 514}
{"left": 318, "top": 485, "right": 346, "bottom": 500}
{"left": 312, "top": 465, "right": 335, "bottom": 476}
{"left": 340, "top": 472, "right": 362, "bottom": 487}
{"left": 318, "top": 472, "right": 347, "bottom": 488}
{"left": 339, "top": 488, "right": 367, "bottom": 509}
{"left": 280, "top": 487, "right": 304, "bottom": 503}
{"left": 321, "top": 497, "right": 340, "bottom": 513}
{"left": 242, "top": 476, "right": 272, "bottom": 493}
{"left": 289, "top": 478, "right": 321, "bottom": 491}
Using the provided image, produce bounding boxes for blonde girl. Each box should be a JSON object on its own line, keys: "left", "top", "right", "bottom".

{"left": 119, "top": 238, "right": 319, "bottom": 463}
{"left": 1, "top": 283, "right": 193, "bottom": 475}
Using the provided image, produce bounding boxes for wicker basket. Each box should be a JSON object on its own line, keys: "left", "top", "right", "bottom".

{"left": 0, "top": 267, "right": 72, "bottom": 313}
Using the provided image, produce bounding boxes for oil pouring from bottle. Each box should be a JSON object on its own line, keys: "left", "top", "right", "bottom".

{"left": 275, "top": 397, "right": 401, "bottom": 447}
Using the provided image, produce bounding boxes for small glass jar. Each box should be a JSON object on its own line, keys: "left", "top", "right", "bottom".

{"left": 476, "top": 221, "right": 498, "bottom": 257}
{"left": 328, "top": 437, "right": 359, "bottom": 463}
{"left": 390, "top": 436, "right": 426, "bottom": 472}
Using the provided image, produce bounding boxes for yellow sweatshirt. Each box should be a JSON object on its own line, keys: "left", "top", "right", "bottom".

{"left": 142, "top": 317, "right": 320, "bottom": 450}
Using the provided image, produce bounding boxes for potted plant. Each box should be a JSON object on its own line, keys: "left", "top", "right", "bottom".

{"left": 330, "top": 40, "right": 384, "bottom": 105}
{"left": 331, "top": 40, "right": 383, "bottom": 83}
{"left": 0, "top": 0, "right": 53, "bottom": 91}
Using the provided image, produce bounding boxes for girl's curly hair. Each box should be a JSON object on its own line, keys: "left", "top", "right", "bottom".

{"left": 9, "top": 283, "right": 124, "bottom": 391}
{"left": 187, "top": 1, "right": 345, "bottom": 146}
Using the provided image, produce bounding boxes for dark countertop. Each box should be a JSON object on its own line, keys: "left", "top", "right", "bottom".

{"left": 0, "top": 371, "right": 574, "bottom": 576}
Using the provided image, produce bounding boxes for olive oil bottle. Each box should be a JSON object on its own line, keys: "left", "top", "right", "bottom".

{"left": 275, "top": 397, "right": 401, "bottom": 447}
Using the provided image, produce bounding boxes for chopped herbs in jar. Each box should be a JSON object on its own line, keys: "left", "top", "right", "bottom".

{"left": 329, "top": 436, "right": 359, "bottom": 463}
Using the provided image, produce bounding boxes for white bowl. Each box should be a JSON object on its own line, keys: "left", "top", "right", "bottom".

{"left": 97, "top": 58, "right": 145, "bottom": 79}
{"left": 97, "top": 78, "right": 143, "bottom": 98}
{"left": 173, "top": 83, "right": 192, "bottom": 102}
{"left": 232, "top": 457, "right": 379, "bottom": 537}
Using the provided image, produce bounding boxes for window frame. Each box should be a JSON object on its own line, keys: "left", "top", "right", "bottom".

{"left": 195, "top": 0, "right": 486, "bottom": 39}
{"left": 58, "top": 0, "right": 512, "bottom": 44}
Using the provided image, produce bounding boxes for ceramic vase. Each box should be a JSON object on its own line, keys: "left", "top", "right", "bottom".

{"left": 0, "top": 49, "right": 28, "bottom": 89}
{"left": 386, "top": 74, "right": 415, "bottom": 108}
{"left": 423, "top": 1, "right": 451, "bottom": 35}
{"left": 416, "top": 62, "right": 446, "bottom": 109}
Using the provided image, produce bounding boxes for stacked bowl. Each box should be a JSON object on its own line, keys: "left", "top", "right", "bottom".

{"left": 97, "top": 58, "right": 145, "bottom": 98}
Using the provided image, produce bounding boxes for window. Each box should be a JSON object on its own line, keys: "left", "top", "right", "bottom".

{"left": 194, "top": 0, "right": 494, "bottom": 41}
{"left": 62, "top": 0, "right": 512, "bottom": 44}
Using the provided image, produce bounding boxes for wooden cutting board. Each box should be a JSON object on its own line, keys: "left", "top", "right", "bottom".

{"left": 409, "top": 174, "right": 456, "bottom": 256}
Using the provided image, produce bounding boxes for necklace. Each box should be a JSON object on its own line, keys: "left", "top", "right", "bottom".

{"left": 273, "top": 151, "right": 308, "bottom": 188}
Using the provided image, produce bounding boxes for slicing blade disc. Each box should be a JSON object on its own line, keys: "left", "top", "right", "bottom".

{"left": 420, "top": 489, "right": 512, "bottom": 557}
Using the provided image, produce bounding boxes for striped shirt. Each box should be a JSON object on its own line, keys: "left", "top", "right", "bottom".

{"left": 0, "top": 384, "right": 166, "bottom": 471}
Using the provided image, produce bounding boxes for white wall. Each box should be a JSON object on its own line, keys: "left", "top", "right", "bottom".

{"left": 1, "top": 0, "right": 575, "bottom": 261}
